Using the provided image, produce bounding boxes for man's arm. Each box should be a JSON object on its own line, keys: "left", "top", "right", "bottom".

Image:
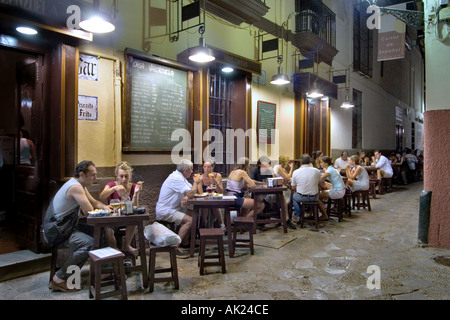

{"left": 68, "top": 185, "right": 108, "bottom": 216}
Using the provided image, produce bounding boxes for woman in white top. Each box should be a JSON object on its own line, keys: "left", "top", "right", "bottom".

{"left": 272, "top": 155, "right": 296, "bottom": 229}
{"left": 345, "top": 155, "right": 370, "bottom": 191}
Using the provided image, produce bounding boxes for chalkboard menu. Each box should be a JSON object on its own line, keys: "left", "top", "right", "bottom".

{"left": 257, "top": 101, "right": 277, "bottom": 144}
{"left": 123, "top": 49, "right": 194, "bottom": 151}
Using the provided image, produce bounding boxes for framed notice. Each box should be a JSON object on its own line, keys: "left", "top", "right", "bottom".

{"left": 78, "top": 95, "right": 98, "bottom": 121}
{"left": 257, "top": 101, "right": 276, "bottom": 144}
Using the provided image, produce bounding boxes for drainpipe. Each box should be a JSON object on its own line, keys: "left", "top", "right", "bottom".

{"left": 418, "top": 190, "right": 432, "bottom": 246}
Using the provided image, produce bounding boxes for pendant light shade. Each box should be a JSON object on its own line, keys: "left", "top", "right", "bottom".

{"left": 189, "top": 37, "right": 215, "bottom": 63}
{"left": 306, "top": 80, "right": 323, "bottom": 98}
{"left": 270, "top": 66, "right": 290, "bottom": 85}
{"left": 79, "top": 0, "right": 115, "bottom": 34}
{"left": 340, "top": 89, "right": 354, "bottom": 108}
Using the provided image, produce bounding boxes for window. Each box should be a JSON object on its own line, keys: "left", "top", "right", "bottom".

{"left": 208, "top": 71, "right": 233, "bottom": 176}
{"left": 352, "top": 89, "right": 363, "bottom": 149}
{"left": 353, "top": 0, "right": 373, "bottom": 77}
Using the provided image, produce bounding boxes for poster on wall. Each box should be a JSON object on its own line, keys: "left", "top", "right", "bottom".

{"left": 78, "top": 95, "right": 98, "bottom": 121}
{"left": 79, "top": 54, "right": 98, "bottom": 81}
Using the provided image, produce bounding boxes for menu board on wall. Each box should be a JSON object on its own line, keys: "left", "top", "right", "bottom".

{"left": 123, "top": 49, "right": 194, "bottom": 152}
{"left": 257, "top": 101, "right": 277, "bottom": 144}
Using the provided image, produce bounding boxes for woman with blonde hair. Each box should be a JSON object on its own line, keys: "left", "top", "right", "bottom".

{"left": 345, "top": 155, "right": 369, "bottom": 191}
{"left": 272, "top": 155, "right": 296, "bottom": 229}
{"left": 225, "top": 157, "right": 264, "bottom": 218}
{"left": 100, "top": 161, "right": 143, "bottom": 256}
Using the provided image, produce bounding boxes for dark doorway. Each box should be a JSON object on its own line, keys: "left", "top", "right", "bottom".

{"left": 0, "top": 47, "right": 44, "bottom": 254}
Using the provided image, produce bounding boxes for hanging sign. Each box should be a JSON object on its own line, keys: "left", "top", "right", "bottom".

{"left": 377, "top": 4, "right": 406, "bottom": 61}
{"left": 78, "top": 95, "right": 98, "bottom": 121}
{"left": 79, "top": 54, "right": 98, "bottom": 81}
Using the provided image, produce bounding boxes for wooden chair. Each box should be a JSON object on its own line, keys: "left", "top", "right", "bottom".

{"left": 198, "top": 228, "right": 226, "bottom": 275}
{"left": 148, "top": 244, "right": 179, "bottom": 292}
{"left": 369, "top": 180, "right": 377, "bottom": 199}
{"left": 231, "top": 216, "right": 254, "bottom": 255}
{"left": 88, "top": 249, "right": 127, "bottom": 300}
{"left": 300, "top": 201, "right": 319, "bottom": 230}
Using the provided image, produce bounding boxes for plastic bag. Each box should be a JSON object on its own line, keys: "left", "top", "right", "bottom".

{"left": 144, "top": 222, "right": 181, "bottom": 247}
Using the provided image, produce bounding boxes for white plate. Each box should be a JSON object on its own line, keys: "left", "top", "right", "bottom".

{"left": 222, "top": 196, "right": 237, "bottom": 200}
{"left": 194, "top": 193, "right": 209, "bottom": 198}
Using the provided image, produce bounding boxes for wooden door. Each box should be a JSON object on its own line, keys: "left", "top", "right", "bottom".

{"left": 15, "top": 56, "right": 44, "bottom": 252}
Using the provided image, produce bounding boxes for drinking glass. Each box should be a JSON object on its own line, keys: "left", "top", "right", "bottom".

{"left": 110, "top": 199, "right": 120, "bottom": 215}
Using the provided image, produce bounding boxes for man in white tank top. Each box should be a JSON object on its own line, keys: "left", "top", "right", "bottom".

{"left": 44, "top": 160, "right": 110, "bottom": 292}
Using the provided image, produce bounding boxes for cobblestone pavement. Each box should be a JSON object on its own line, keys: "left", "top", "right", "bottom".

{"left": 0, "top": 182, "right": 449, "bottom": 301}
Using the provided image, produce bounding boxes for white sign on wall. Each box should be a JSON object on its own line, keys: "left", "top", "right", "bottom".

{"left": 79, "top": 54, "right": 98, "bottom": 81}
{"left": 78, "top": 95, "right": 98, "bottom": 121}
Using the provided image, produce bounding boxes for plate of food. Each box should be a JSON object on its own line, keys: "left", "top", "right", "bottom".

{"left": 194, "top": 192, "right": 209, "bottom": 198}
{"left": 211, "top": 193, "right": 223, "bottom": 199}
{"left": 88, "top": 209, "right": 111, "bottom": 217}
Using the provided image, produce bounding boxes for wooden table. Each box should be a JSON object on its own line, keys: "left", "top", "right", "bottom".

{"left": 187, "top": 197, "right": 236, "bottom": 258}
{"left": 250, "top": 186, "right": 288, "bottom": 234}
{"left": 87, "top": 213, "right": 150, "bottom": 288}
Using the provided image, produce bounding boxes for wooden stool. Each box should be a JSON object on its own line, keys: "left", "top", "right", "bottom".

{"left": 369, "top": 180, "right": 377, "bottom": 199}
{"left": 381, "top": 177, "right": 392, "bottom": 193}
{"left": 352, "top": 190, "right": 372, "bottom": 211}
{"left": 88, "top": 249, "right": 127, "bottom": 300}
{"left": 232, "top": 216, "right": 255, "bottom": 255}
{"left": 326, "top": 198, "right": 344, "bottom": 222}
{"left": 198, "top": 228, "right": 226, "bottom": 275}
{"left": 300, "top": 201, "right": 319, "bottom": 230}
{"left": 343, "top": 193, "right": 352, "bottom": 217}
{"left": 148, "top": 244, "right": 179, "bottom": 293}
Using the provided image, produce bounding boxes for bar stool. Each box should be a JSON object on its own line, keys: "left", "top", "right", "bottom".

{"left": 300, "top": 201, "right": 319, "bottom": 230}
{"left": 198, "top": 228, "right": 226, "bottom": 275}
{"left": 88, "top": 249, "right": 127, "bottom": 300}
{"left": 381, "top": 177, "right": 392, "bottom": 193}
{"left": 352, "top": 189, "right": 372, "bottom": 211}
{"left": 326, "top": 197, "right": 344, "bottom": 222}
{"left": 231, "top": 216, "right": 255, "bottom": 255}
{"left": 148, "top": 244, "right": 179, "bottom": 293}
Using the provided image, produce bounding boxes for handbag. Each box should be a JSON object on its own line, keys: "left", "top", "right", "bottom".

{"left": 43, "top": 204, "right": 80, "bottom": 248}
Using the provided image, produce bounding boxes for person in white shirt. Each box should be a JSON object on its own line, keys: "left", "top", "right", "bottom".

{"left": 333, "top": 151, "right": 349, "bottom": 170}
{"left": 155, "top": 159, "right": 202, "bottom": 258}
{"left": 372, "top": 150, "right": 393, "bottom": 180}
{"left": 291, "top": 154, "right": 327, "bottom": 221}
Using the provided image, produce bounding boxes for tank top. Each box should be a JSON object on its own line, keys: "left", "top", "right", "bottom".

{"left": 52, "top": 178, "right": 82, "bottom": 220}
{"left": 273, "top": 165, "right": 282, "bottom": 178}
{"left": 226, "top": 170, "right": 245, "bottom": 194}
{"left": 355, "top": 165, "right": 369, "bottom": 187}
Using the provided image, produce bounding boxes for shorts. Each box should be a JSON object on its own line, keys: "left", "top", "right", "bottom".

{"left": 328, "top": 188, "right": 346, "bottom": 200}
{"left": 157, "top": 207, "right": 187, "bottom": 226}
{"left": 226, "top": 191, "right": 245, "bottom": 208}
{"left": 383, "top": 172, "right": 393, "bottom": 178}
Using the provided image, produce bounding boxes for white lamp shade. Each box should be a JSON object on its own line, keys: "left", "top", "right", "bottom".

{"left": 79, "top": 16, "right": 115, "bottom": 33}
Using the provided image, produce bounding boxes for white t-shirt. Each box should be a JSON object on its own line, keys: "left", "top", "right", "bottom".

{"left": 291, "top": 165, "right": 321, "bottom": 195}
{"left": 156, "top": 170, "right": 192, "bottom": 220}
{"left": 333, "top": 157, "right": 349, "bottom": 170}
{"left": 375, "top": 155, "right": 393, "bottom": 177}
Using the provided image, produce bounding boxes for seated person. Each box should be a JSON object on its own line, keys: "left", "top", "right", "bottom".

{"left": 155, "top": 159, "right": 201, "bottom": 258}
{"left": 312, "top": 151, "right": 323, "bottom": 169}
{"left": 100, "top": 161, "right": 143, "bottom": 257}
{"left": 291, "top": 154, "right": 328, "bottom": 221}
{"left": 404, "top": 148, "right": 418, "bottom": 182}
{"left": 196, "top": 159, "right": 225, "bottom": 230}
{"left": 250, "top": 156, "right": 275, "bottom": 184}
{"left": 333, "top": 151, "right": 349, "bottom": 170}
{"left": 345, "top": 155, "right": 370, "bottom": 191}
{"left": 43, "top": 160, "right": 110, "bottom": 292}
{"left": 319, "top": 156, "right": 345, "bottom": 214}
{"left": 372, "top": 150, "right": 393, "bottom": 180}
{"left": 225, "top": 157, "right": 264, "bottom": 218}
{"left": 272, "top": 155, "right": 296, "bottom": 229}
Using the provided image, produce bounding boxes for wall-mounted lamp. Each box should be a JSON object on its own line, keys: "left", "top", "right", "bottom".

{"left": 79, "top": 0, "right": 115, "bottom": 33}
{"left": 340, "top": 88, "right": 354, "bottom": 108}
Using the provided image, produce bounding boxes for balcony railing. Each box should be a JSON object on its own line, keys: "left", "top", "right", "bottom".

{"left": 295, "top": 0, "right": 336, "bottom": 48}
